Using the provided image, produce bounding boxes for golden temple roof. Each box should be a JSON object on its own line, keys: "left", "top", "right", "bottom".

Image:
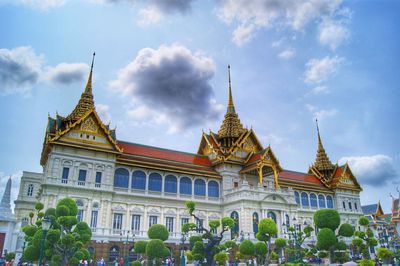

{"left": 66, "top": 52, "right": 95, "bottom": 121}
{"left": 312, "top": 119, "right": 335, "bottom": 173}
{"left": 218, "top": 65, "right": 245, "bottom": 139}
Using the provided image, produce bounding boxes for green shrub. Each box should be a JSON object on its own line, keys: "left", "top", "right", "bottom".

{"left": 313, "top": 209, "right": 340, "bottom": 231}
{"left": 359, "top": 259, "right": 374, "bottom": 266}
{"left": 318, "top": 251, "right": 328, "bottom": 258}
{"left": 146, "top": 239, "right": 165, "bottom": 259}
{"left": 338, "top": 223, "right": 354, "bottom": 237}
{"left": 270, "top": 251, "right": 278, "bottom": 260}
{"left": 224, "top": 240, "right": 237, "bottom": 249}
{"left": 239, "top": 240, "right": 255, "bottom": 256}
{"left": 132, "top": 261, "right": 141, "bottom": 266}
{"left": 335, "top": 241, "right": 347, "bottom": 251}
{"left": 5, "top": 252, "right": 15, "bottom": 261}
{"left": 358, "top": 216, "right": 369, "bottom": 226}
{"left": 214, "top": 252, "right": 228, "bottom": 266}
{"left": 57, "top": 198, "right": 78, "bottom": 216}
{"left": 377, "top": 248, "right": 394, "bottom": 261}
{"left": 189, "top": 235, "right": 203, "bottom": 247}
{"left": 254, "top": 242, "right": 267, "bottom": 256}
{"left": 148, "top": 224, "right": 169, "bottom": 241}
{"left": 35, "top": 202, "right": 44, "bottom": 211}
{"left": 134, "top": 240, "right": 148, "bottom": 254}
{"left": 275, "top": 238, "right": 287, "bottom": 248}
{"left": 316, "top": 228, "right": 336, "bottom": 250}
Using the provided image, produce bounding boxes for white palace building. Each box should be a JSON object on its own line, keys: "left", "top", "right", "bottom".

{"left": 10, "top": 58, "right": 364, "bottom": 261}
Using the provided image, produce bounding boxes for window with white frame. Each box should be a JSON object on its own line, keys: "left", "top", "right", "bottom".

{"left": 27, "top": 184, "right": 34, "bottom": 197}
{"left": 165, "top": 217, "right": 174, "bottom": 232}
{"left": 181, "top": 218, "right": 189, "bottom": 227}
{"left": 131, "top": 215, "right": 141, "bottom": 231}
{"left": 62, "top": 167, "right": 69, "bottom": 183}
{"left": 113, "top": 213, "right": 123, "bottom": 230}
{"left": 78, "top": 169, "right": 87, "bottom": 186}
{"left": 149, "top": 216, "right": 158, "bottom": 227}
{"left": 95, "top": 172, "right": 102, "bottom": 188}
{"left": 77, "top": 209, "right": 84, "bottom": 222}
{"left": 90, "top": 211, "right": 98, "bottom": 228}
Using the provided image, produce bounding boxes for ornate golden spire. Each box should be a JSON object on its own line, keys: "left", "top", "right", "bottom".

{"left": 218, "top": 65, "right": 245, "bottom": 146}
{"left": 313, "top": 119, "right": 334, "bottom": 174}
{"left": 227, "top": 65, "right": 235, "bottom": 113}
{"left": 66, "top": 52, "right": 95, "bottom": 121}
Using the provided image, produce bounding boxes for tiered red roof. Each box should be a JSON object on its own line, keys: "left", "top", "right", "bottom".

{"left": 279, "top": 170, "right": 332, "bottom": 192}
{"left": 117, "top": 141, "right": 220, "bottom": 178}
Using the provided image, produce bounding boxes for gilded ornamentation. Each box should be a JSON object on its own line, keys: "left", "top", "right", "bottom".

{"left": 81, "top": 117, "right": 98, "bottom": 133}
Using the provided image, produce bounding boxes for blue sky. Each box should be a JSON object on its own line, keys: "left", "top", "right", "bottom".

{"left": 0, "top": 0, "right": 399, "bottom": 212}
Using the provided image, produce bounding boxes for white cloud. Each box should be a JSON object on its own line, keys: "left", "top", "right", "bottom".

{"left": 0, "top": 171, "right": 23, "bottom": 212}
{"left": 306, "top": 104, "right": 337, "bottom": 120}
{"left": 138, "top": 6, "right": 164, "bottom": 26}
{"left": 109, "top": 44, "right": 223, "bottom": 132}
{"left": 0, "top": 46, "right": 91, "bottom": 95}
{"left": 319, "top": 19, "right": 349, "bottom": 50}
{"left": 278, "top": 49, "right": 295, "bottom": 60}
{"left": 339, "top": 155, "right": 397, "bottom": 186}
{"left": 96, "top": 104, "right": 111, "bottom": 124}
{"left": 217, "top": 0, "right": 343, "bottom": 46}
{"left": 304, "top": 56, "right": 344, "bottom": 84}
{"left": 232, "top": 24, "right": 256, "bottom": 46}
{"left": 0, "top": 46, "right": 44, "bottom": 95}
{"left": 43, "top": 63, "right": 89, "bottom": 85}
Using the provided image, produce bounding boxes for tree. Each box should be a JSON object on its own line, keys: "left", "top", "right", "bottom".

{"left": 353, "top": 216, "right": 378, "bottom": 259}
{"left": 134, "top": 240, "right": 148, "bottom": 260}
{"left": 214, "top": 252, "right": 228, "bottom": 266}
{"left": 22, "top": 198, "right": 92, "bottom": 266}
{"left": 314, "top": 209, "right": 353, "bottom": 263}
{"left": 274, "top": 238, "right": 287, "bottom": 259}
{"left": 239, "top": 240, "right": 255, "bottom": 257}
{"left": 254, "top": 242, "right": 267, "bottom": 265}
{"left": 146, "top": 224, "right": 169, "bottom": 265}
{"left": 181, "top": 201, "right": 235, "bottom": 264}
{"left": 377, "top": 248, "right": 394, "bottom": 264}
{"left": 255, "top": 218, "right": 277, "bottom": 265}
{"left": 286, "top": 224, "right": 313, "bottom": 263}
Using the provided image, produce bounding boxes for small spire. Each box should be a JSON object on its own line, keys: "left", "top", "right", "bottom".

{"left": 0, "top": 176, "right": 14, "bottom": 220}
{"left": 227, "top": 65, "right": 235, "bottom": 113}
{"left": 84, "top": 52, "right": 95, "bottom": 94}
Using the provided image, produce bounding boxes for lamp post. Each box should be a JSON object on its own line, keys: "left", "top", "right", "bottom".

{"left": 38, "top": 217, "right": 51, "bottom": 266}
{"left": 180, "top": 233, "right": 187, "bottom": 266}
{"left": 120, "top": 230, "right": 135, "bottom": 266}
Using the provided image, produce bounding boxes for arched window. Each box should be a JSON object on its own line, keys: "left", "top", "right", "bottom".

{"left": 109, "top": 246, "right": 120, "bottom": 262}
{"left": 180, "top": 177, "right": 192, "bottom": 195}
{"left": 310, "top": 193, "right": 318, "bottom": 208}
{"left": 285, "top": 214, "right": 290, "bottom": 227}
{"left": 230, "top": 211, "right": 239, "bottom": 239}
{"left": 301, "top": 192, "right": 309, "bottom": 207}
{"left": 27, "top": 184, "right": 34, "bottom": 197}
{"left": 21, "top": 217, "right": 29, "bottom": 227}
{"left": 148, "top": 173, "right": 162, "bottom": 192}
{"left": 267, "top": 211, "right": 277, "bottom": 223}
{"left": 132, "top": 170, "right": 146, "bottom": 190}
{"left": 318, "top": 195, "right": 326, "bottom": 208}
{"left": 164, "top": 175, "right": 177, "bottom": 193}
{"left": 294, "top": 191, "right": 300, "bottom": 205}
{"left": 114, "top": 168, "right": 129, "bottom": 188}
{"left": 208, "top": 181, "right": 219, "bottom": 197}
{"left": 194, "top": 179, "right": 206, "bottom": 196}
{"left": 326, "top": 195, "right": 334, "bottom": 208}
{"left": 76, "top": 199, "right": 84, "bottom": 207}
{"left": 252, "top": 212, "right": 259, "bottom": 234}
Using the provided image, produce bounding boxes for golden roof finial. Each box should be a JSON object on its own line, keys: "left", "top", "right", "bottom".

{"left": 227, "top": 65, "right": 235, "bottom": 113}
{"left": 313, "top": 118, "right": 334, "bottom": 174}
{"left": 66, "top": 52, "right": 95, "bottom": 121}
{"left": 84, "top": 52, "right": 95, "bottom": 94}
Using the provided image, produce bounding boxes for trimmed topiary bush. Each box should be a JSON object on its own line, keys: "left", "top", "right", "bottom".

{"left": 214, "top": 252, "right": 228, "bottom": 266}
{"left": 313, "top": 209, "right": 340, "bottom": 231}
{"left": 239, "top": 240, "right": 255, "bottom": 256}
{"left": 146, "top": 239, "right": 165, "bottom": 259}
{"left": 338, "top": 223, "right": 354, "bottom": 237}
{"left": 134, "top": 240, "right": 148, "bottom": 254}
{"left": 316, "top": 228, "right": 337, "bottom": 250}
{"left": 358, "top": 216, "right": 369, "bottom": 226}
{"left": 148, "top": 224, "right": 169, "bottom": 241}
{"left": 132, "top": 261, "right": 141, "bottom": 266}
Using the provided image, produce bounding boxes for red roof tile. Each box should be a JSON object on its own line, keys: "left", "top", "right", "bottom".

{"left": 279, "top": 170, "right": 325, "bottom": 186}
{"left": 333, "top": 166, "right": 343, "bottom": 178}
{"left": 118, "top": 142, "right": 212, "bottom": 167}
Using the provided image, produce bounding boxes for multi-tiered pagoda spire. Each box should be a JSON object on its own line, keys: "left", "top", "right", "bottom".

{"left": 66, "top": 52, "right": 96, "bottom": 121}
{"left": 218, "top": 65, "right": 245, "bottom": 147}
{"left": 312, "top": 119, "right": 335, "bottom": 178}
